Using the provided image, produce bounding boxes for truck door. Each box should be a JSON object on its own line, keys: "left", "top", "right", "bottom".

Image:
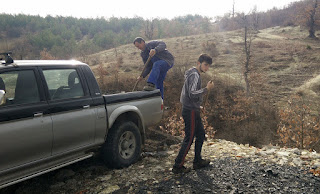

{"left": 41, "top": 68, "right": 96, "bottom": 155}
{"left": 0, "top": 69, "right": 52, "bottom": 172}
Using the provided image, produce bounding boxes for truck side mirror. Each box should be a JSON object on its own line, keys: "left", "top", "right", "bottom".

{"left": 0, "top": 90, "right": 5, "bottom": 105}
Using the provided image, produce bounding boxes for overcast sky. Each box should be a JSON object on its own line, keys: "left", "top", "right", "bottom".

{"left": 2, "top": 0, "right": 301, "bottom": 20}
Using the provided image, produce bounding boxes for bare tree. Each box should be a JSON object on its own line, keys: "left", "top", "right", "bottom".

{"left": 237, "top": 13, "right": 256, "bottom": 96}
{"left": 144, "top": 19, "right": 155, "bottom": 40}
{"left": 14, "top": 38, "right": 31, "bottom": 59}
{"left": 252, "top": 6, "right": 260, "bottom": 31}
{"left": 232, "top": 0, "right": 235, "bottom": 18}
{"left": 296, "top": 0, "right": 320, "bottom": 38}
{"left": 308, "top": 0, "right": 319, "bottom": 38}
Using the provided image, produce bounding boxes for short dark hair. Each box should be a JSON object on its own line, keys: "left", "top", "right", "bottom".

{"left": 133, "top": 37, "right": 145, "bottom": 44}
{"left": 198, "top": 54, "right": 212, "bottom": 65}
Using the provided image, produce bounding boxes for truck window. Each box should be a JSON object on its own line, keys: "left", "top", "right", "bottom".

{"left": 0, "top": 70, "right": 40, "bottom": 106}
{"left": 43, "top": 69, "right": 84, "bottom": 100}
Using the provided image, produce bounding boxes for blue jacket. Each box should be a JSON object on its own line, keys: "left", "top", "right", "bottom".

{"left": 140, "top": 40, "right": 174, "bottom": 78}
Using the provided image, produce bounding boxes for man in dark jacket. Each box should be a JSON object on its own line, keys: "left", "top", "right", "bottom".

{"left": 133, "top": 37, "right": 174, "bottom": 99}
{"left": 172, "top": 53, "right": 214, "bottom": 174}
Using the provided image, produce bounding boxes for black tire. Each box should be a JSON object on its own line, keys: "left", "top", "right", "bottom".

{"left": 101, "top": 121, "right": 141, "bottom": 168}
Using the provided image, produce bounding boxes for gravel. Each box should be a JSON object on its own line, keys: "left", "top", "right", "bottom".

{"left": 1, "top": 130, "right": 319, "bottom": 194}
{"left": 127, "top": 157, "right": 320, "bottom": 194}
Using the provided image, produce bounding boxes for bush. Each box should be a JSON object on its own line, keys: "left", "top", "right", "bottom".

{"left": 277, "top": 94, "right": 320, "bottom": 150}
{"left": 202, "top": 40, "right": 219, "bottom": 57}
{"left": 209, "top": 88, "right": 278, "bottom": 147}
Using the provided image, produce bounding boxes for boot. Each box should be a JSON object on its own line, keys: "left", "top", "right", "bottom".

{"left": 193, "top": 159, "right": 210, "bottom": 169}
{"left": 172, "top": 165, "right": 191, "bottom": 174}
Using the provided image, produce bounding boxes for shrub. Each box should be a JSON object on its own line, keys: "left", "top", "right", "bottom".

{"left": 210, "top": 89, "right": 278, "bottom": 147}
{"left": 96, "top": 63, "right": 109, "bottom": 93}
{"left": 277, "top": 94, "right": 320, "bottom": 150}
{"left": 202, "top": 40, "right": 219, "bottom": 57}
{"left": 40, "top": 48, "right": 56, "bottom": 60}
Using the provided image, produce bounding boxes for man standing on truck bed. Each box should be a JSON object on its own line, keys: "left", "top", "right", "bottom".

{"left": 133, "top": 37, "right": 174, "bottom": 99}
{"left": 172, "top": 54, "right": 214, "bottom": 174}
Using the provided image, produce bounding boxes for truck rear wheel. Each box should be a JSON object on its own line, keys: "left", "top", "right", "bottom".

{"left": 102, "top": 121, "right": 141, "bottom": 168}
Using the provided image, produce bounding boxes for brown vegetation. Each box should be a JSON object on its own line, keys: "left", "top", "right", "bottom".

{"left": 90, "top": 25, "right": 320, "bottom": 151}
{"left": 295, "top": 0, "right": 320, "bottom": 38}
{"left": 40, "top": 48, "right": 56, "bottom": 60}
{"left": 277, "top": 94, "right": 320, "bottom": 150}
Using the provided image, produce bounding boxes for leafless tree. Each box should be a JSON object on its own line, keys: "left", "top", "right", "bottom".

{"left": 14, "top": 38, "right": 31, "bottom": 59}
{"left": 296, "top": 0, "right": 320, "bottom": 38}
{"left": 307, "top": 0, "right": 319, "bottom": 38}
{"left": 237, "top": 13, "right": 256, "bottom": 96}
{"left": 144, "top": 19, "right": 155, "bottom": 40}
{"left": 252, "top": 6, "right": 260, "bottom": 31}
{"left": 232, "top": 0, "right": 235, "bottom": 18}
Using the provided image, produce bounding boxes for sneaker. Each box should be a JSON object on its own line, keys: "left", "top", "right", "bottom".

{"left": 193, "top": 159, "right": 210, "bottom": 170}
{"left": 143, "top": 83, "right": 156, "bottom": 91}
{"left": 172, "top": 166, "right": 191, "bottom": 174}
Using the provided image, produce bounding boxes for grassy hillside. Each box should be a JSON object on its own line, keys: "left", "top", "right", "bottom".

{"left": 88, "top": 26, "right": 320, "bottom": 105}
{"left": 86, "top": 26, "right": 320, "bottom": 150}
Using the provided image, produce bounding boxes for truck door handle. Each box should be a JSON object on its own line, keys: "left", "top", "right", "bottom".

{"left": 83, "top": 105, "right": 90, "bottom": 109}
{"left": 34, "top": 112, "right": 43, "bottom": 117}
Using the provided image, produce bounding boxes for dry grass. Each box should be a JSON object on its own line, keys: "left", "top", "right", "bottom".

{"left": 298, "top": 75, "right": 320, "bottom": 94}
{"left": 88, "top": 25, "right": 320, "bottom": 109}
{"left": 87, "top": 26, "right": 320, "bottom": 149}
{"left": 87, "top": 26, "right": 320, "bottom": 97}
{"left": 295, "top": 75, "right": 320, "bottom": 111}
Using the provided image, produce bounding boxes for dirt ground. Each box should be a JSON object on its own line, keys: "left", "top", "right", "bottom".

{"left": 1, "top": 128, "right": 319, "bottom": 194}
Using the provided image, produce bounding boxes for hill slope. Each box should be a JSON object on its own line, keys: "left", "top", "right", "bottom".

{"left": 87, "top": 26, "right": 320, "bottom": 107}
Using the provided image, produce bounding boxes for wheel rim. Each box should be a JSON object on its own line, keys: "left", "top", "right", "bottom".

{"left": 118, "top": 131, "right": 136, "bottom": 159}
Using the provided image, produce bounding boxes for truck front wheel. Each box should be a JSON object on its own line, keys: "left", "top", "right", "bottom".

{"left": 102, "top": 121, "right": 141, "bottom": 168}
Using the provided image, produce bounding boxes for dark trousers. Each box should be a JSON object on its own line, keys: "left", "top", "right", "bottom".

{"left": 147, "top": 59, "right": 172, "bottom": 99}
{"left": 174, "top": 107, "right": 205, "bottom": 168}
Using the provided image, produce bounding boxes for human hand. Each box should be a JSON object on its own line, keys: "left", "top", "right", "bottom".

{"left": 149, "top": 49, "right": 156, "bottom": 57}
{"left": 206, "top": 80, "right": 214, "bottom": 90}
{"left": 137, "top": 76, "right": 143, "bottom": 81}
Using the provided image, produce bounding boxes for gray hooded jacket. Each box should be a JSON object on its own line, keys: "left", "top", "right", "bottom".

{"left": 180, "top": 67, "right": 208, "bottom": 110}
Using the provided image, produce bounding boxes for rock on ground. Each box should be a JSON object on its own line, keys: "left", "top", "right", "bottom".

{"left": 0, "top": 130, "right": 319, "bottom": 194}
{"left": 128, "top": 157, "right": 319, "bottom": 194}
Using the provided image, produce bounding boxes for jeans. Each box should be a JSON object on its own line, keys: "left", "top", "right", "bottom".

{"left": 147, "top": 59, "right": 172, "bottom": 99}
{"left": 174, "top": 108, "right": 205, "bottom": 168}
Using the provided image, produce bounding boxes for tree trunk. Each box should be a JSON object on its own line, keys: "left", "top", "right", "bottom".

{"left": 244, "top": 26, "right": 251, "bottom": 96}
{"left": 144, "top": 20, "right": 154, "bottom": 40}
{"left": 308, "top": 0, "right": 318, "bottom": 38}
{"left": 232, "top": 0, "right": 235, "bottom": 18}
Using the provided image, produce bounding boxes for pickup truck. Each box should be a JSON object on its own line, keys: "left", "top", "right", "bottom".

{"left": 0, "top": 57, "right": 163, "bottom": 189}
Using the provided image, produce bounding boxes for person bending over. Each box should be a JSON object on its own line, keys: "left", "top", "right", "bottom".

{"left": 133, "top": 37, "right": 174, "bottom": 99}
